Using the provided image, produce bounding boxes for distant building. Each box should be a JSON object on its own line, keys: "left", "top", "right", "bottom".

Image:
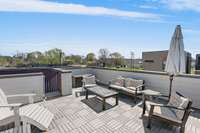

{"left": 196, "top": 54, "right": 200, "bottom": 70}
{"left": 142, "top": 50, "right": 192, "bottom": 74}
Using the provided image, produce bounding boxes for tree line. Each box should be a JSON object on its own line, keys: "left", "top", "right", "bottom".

{"left": 0, "top": 48, "right": 125, "bottom": 68}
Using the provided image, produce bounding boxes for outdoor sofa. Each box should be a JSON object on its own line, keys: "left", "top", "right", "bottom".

{"left": 108, "top": 76, "right": 144, "bottom": 103}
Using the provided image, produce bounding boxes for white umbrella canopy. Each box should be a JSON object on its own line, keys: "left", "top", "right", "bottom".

{"left": 165, "top": 25, "right": 186, "bottom": 98}
{"left": 165, "top": 25, "right": 186, "bottom": 75}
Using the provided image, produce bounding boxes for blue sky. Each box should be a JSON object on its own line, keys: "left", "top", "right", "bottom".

{"left": 0, "top": 0, "right": 200, "bottom": 58}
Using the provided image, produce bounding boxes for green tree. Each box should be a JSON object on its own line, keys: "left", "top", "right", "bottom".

{"left": 64, "top": 55, "right": 82, "bottom": 65}
{"left": 13, "top": 52, "right": 27, "bottom": 67}
{"left": 71, "top": 55, "right": 82, "bottom": 64}
{"left": 110, "top": 52, "right": 124, "bottom": 67}
{"left": 45, "top": 48, "right": 64, "bottom": 65}
{"left": 0, "top": 56, "right": 12, "bottom": 67}
{"left": 98, "top": 49, "right": 109, "bottom": 67}
{"left": 26, "top": 51, "right": 43, "bottom": 66}
{"left": 86, "top": 53, "right": 96, "bottom": 66}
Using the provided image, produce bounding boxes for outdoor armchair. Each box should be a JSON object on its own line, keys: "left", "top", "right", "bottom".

{"left": 142, "top": 91, "right": 192, "bottom": 133}
{"left": 82, "top": 75, "right": 97, "bottom": 89}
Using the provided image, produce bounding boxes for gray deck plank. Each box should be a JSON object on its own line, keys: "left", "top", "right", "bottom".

{"left": 38, "top": 89, "right": 200, "bottom": 133}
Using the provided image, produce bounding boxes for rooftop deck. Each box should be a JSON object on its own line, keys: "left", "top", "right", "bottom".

{"left": 40, "top": 88, "right": 200, "bottom": 133}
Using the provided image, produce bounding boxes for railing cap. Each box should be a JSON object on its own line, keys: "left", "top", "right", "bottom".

{"left": 89, "top": 67, "right": 200, "bottom": 79}
{"left": 53, "top": 68, "right": 72, "bottom": 73}
{"left": 0, "top": 72, "right": 44, "bottom": 79}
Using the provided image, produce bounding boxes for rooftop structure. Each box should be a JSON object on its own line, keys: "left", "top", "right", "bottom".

{"left": 142, "top": 50, "right": 192, "bottom": 73}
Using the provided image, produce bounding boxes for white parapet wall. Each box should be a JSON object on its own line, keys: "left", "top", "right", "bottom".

{"left": 71, "top": 67, "right": 200, "bottom": 109}
{"left": 93, "top": 68, "right": 200, "bottom": 109}
{"left": 0, "top": 72, "right": 44, "bottom": 104}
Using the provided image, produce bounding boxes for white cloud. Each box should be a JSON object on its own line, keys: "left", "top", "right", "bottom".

{"left": 161, "top": 0, "right": 200, "bottom": 12}
{"left": 183, "top": 28, "right": 200, "bottom": 34}
{"left": 139, "top": 5, "right": 158, "bottom": 9}
{"left": 0, "top": 0, "right": 160, "bottom": 19}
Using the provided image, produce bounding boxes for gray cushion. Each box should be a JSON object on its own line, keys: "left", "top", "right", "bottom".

{"left": 145, "top": 101, "right": 181, "bottom": 121}
{"left": 146, "top": 101, "right": 163, "bottom": 112}
{"left": 83, "top": 75, "right": 96, "bottom": 85}
{"left": 121, "top": 87, "right": 142, "bottom": 94}
{"left": 124, "top": 78, "right": 143, "bottom": 91}
{"left": 111, "top": 76, "right": 125, "bottom": 87}
{"left": 109, "top": 84, "right": 125, "bottom": 90}
{"left": 168, "top": 93, "right": 189, "bottom": 108}
{"left": 84, "top": 84, "right": 96, "bottom": 88}
{"left": 168, "top": 93, "right": 189, "bottom": 120}
{"left": 153, "top": 106, "right": 180, "bottom": 121}
{"left": 127, "top": 87, "right": 136, "bottom": 91}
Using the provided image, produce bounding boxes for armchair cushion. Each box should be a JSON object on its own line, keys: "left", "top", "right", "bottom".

{"left": 153, "top": 106, "right": 181, "bottom": 122}
{"left": 124, "top": 78, "right": 143, "bottom": 91}
{"left": 145, "top": 101, "right": 163, "bottom": 112}
{"left": 83, "top": 75, "right": 96, "bottom": 85}
{"left": 168, "top": 93, "right": 189, "bottom": 120}
{"left": 146, "top": 101, "right": 181, "bottom": 122}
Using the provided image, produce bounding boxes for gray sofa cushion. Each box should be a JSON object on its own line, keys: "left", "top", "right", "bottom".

{"left": 110, "top": 76, "right": 125, "bottom": 87}
{"left": 121, "top": 87, "right": 142, "bottom": 94}
{"left": 127, "top": 87, "right": 137, "bottom": 91}
{"left": 124, "top": 78, "right": 143, "bottom": 91}
{"left": 109, "top": 84, "right": 126, "bottom": 90}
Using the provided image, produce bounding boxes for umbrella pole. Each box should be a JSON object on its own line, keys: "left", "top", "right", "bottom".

{"left": 169, "top": 74, "right": 174, "bottom": 99}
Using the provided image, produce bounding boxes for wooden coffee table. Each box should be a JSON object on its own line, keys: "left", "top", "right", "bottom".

{"left": 85, "top": 86, "right": 119, "bottom": 110}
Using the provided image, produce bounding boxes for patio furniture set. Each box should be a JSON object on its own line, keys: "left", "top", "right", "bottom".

{"left": 0, "top": 73, "right": 192, "bottom": 133}
{"left": 81, "top": 74, "right": 193, "bottom": 133}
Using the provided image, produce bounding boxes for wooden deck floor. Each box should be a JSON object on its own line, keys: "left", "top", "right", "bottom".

{"left": 40, "top": 89, "right": 200, "bottom": 133}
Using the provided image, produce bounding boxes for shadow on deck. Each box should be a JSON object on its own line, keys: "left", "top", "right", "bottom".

{"left": 39, "top": 88, "right": 200, "bottom": 133}
{"left": 2, "top": 88, "right": 199, "bottom": 133}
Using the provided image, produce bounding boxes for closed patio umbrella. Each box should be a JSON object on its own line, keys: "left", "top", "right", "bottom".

{"left": 165, "top": 25, "right": 186, "bottom": 99}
